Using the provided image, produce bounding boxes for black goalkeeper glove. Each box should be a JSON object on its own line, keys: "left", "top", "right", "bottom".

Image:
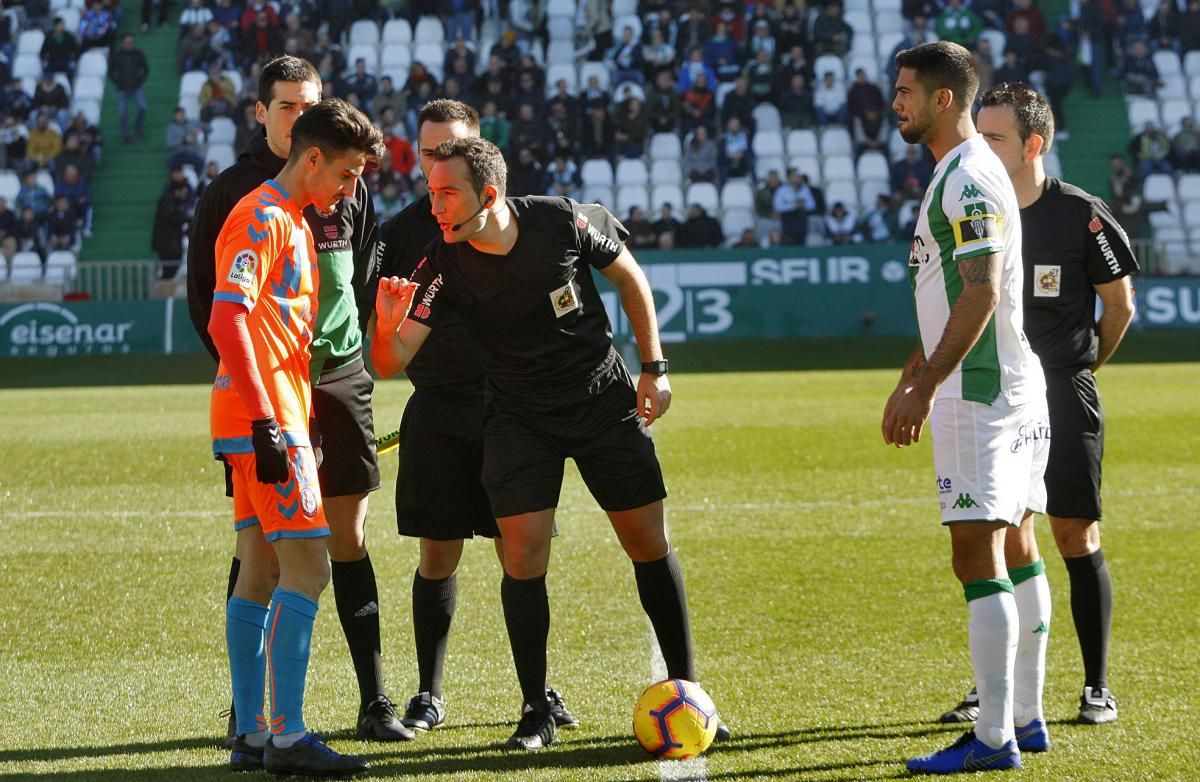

{"left": 251, "top": 416, "right": 291, "bottom": 484}
{"left": 309, "top": 415, "right": 324, "bottom": 468}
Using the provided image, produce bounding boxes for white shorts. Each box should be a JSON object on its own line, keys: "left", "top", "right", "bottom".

{"left": 931, "top": 395, "right": 1049, "bottom": 526}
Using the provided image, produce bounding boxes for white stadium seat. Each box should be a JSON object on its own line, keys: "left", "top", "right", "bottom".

{"left": 615, "top": 159, "right": 649, "bottom": 186}
{"left": 751, "top": 130, "right": 785, "bottom": 158}
{"left": 579, "top": 61, "right": 611, "bottom": 90}
{"left": 1177, "top": 173, "right": 1200, "bottom": 201}
{"left": 720, "top": 180, "right": 754, "bottom": 211}
{"left": 0, "top": 171, "right": 20, "bottom": 202}
{"left": 823, "top": 155, "right": 855, "bottom": 183}
{"left": 860, "top": 179, "right": 891, "bottom": 208}
{"left": 754, "top": 155, "right": 786, "bottom": 181}
{"left": 348, "top": 19, "right": 380, "bottom": 47}
{"left": 414, "top": 16, "right": 444, "bottom": 44}
{"left": 751, "top": 103, "right": 782, "bottom": 133}
{"left": 1127, "top": 97, "right": 1160, "bottom": 129}
{"left": 649, "top": 133, "right": 682, "bottom": 160}
{"left": 581, "top": 184, "right": 614, "bottom": 208}
{"left": 788, "top": 155, "right": 822, "bottom": 184}
{"left": 44, "top": 251, "right": 77, "bottom": 284}
{"left": 685, "top": 182, "right": 720, "bottom": 214}
{"left": 786, "top": 129, "right": 818, "bottom": 158}
{"left": 206, "top": 143, "right": 236, "bottom": 172}
{"left": 820, "top": 127, "right": 854, "bottom": 156}
{"left": 9, "top": 251, "right": 42, "bottom": 284}
{"left": 1153, "top": 50, "right": 1183, "bottom": 78}
{"left": 721, "top": 208, "right": 756, "bottom": 241}
{"left": 616, "top": 184, "right": 650, "bottom": 216}
{"left": 208, "top": 117, "right": 237, "bottom": 145}
{"left": 650, "top": 159, "right": 682, "bottom": 186}
{"left": 650, "top": 184, "right": 684, "bottom": 212}
{"left": 856, "top": 151, "right": 890, "bottom": 181}
{"left": 382, "top": 18, "right": 412, "bottom": 45}
{"left": 581, "top": 159, "right": 614, "bottom": 186}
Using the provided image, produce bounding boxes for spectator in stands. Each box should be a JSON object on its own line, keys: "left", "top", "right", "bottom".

{"left": 78, "top": 0, "right": 118, "bottom": 51}
{"left": 26, "top": 112, "right": 62, "bottom": 169}
{"left": 1180, "top": 0, "right": 1200, "bottom": 54}
{"left": 44, "top": 194, "right": 77, "bottom": 251}
{"left": 15, "top": 205, "right": 45, "bottom": 258}
{"left": 1107, "top": 153, "right": 1150, "bottom": 239}
{"left": 1122, "top": 39, "right": 1162, "bottom": 96}
{"left": 233, "top": 101, "right": 258, "bottom": 152}
{"left": 166, "top": 129, "right": 206, "bottom": 171}
{"left": 579, "top": 73, "right": 610, "bottom": 113}
{"left": 852, "top": 108, "right": 888, "bottom": 158}
{"left": 1147, "top": 0, "right": 1180, "bottom": 54}
{"left": 993, "top": 49, "right": 1029, "bottom": 86}
{"left": 606, "top": 25, "right": 646, "bottom": 86}
{"left": 885, "top": 16, "right": 937, "bottom": 85}
{"left": 775, "top": 73, "right": 815, "bottom": 130}
{"left": 242, "top": 9, "right": 284, "bottom": 65}
{"left": 142, "top": 0, "right": 174, "bottom": 30}
{"left": 678, "top": 46, "right": 716, "bottom": 94}
{"left": 730, "top": 227, "right": 757, "bottom": 247}
{"left": 775, "top": 44, "right": 812, "bottom": 92}
{"left": 683, "top": 124, "right": 719, "bottom": 183}
{"left": 652, "top": 202, "right": 681, "bottom": 248}
{"left": 177, "top": 23, "right": 212, "bottom": 73}
{"left": 510, "top": 101, "right": 546, "bottom": 158}
{"left": 1005, "top": 16, "right": 1039, "bottom": 72}
{"left": 166, "top": 105, "right": 200, "bottom": 152}
{"left": 64, "top": 111, "right": 102, "bottom": 168}
{"left": 1115, "top": 0, "right": 1147, "bottom": 53}
{"left": 152, "top": 178, "right": 192, "bottom": 276}
{"left": 1006, "top": 0, "right": 1045, "bottom": 44}
{"left": 511, "top": 70, "right": 544, "bottom": 116}
{"left": 813, "top": 71, "right": 847, "bottom": 127}
{"left": 32, "top": 73, "right": 70, "bottom": 131}
{"left": 206, "top": 19, "right": 236, "bottom": 70}
{"left": 609, "top": 97, "right": 646, "bottom": 159}
{"left": 1042, "top": 29, "right": 1073, "bottom": 140}
{"left": 754, "top": 169, "right": 783, "bottom": 241}
{"left": 824, "top": 202, "right": 861, "bottom": 244}
{"left": 1170, "top": 116, "right": 1200, "bottom": 171}
{"left": 442, "top": 0, "right": 475, "bottom": 43}
{"left": 0, "top": 196, "right": 17, "bottom": 260}
{"left": 861, "top": 193, "right": 899, "bottom": 242}
{"left": 643, "top": 9, "right": 678, "bottom": 54}
{"left": 973, "top": 38, "right": 996, "bottom": 93}
{"left": 479, "top": 99, "right": 511, "bottom": 150}
{"left": 677, "top": 203, "right": 724, "bottom": 248}
{"left": 1130, "top": 121, "right": 1173, "bottom": 178}
{"left": 746, "top": 18, "right": 777, "bottom": 61}
{"left": 812, "top": 2, "right": 854, "bottom": 57}
{"left": 339, "top": 57, "right": 378, "bottom": 107}
{"left": 703, "top": 21, "right": 742, "bottom": 84}
{"left": 211, "top": 0, "right": 242, "bottom": 31}
{"left": 0, "top": 114, "right": 28, "bottom": 171}
{"left": 198, "top": 64, "right": 237, "bottom": 123}
{"left": 720, "top": 77, "right": 756, "bottom": 133}
{"left": 890, "top": 145, "right": 933, "bottom": 201}
{"left": 507, "top": 146, "right": 546, "bottom": 196}
{"left": 443, "top": 38, "right": 476, "bottom": 80}
{"left": 675, "top": 5, "right": 709, "bottom": 53}
{"left": 773, "top": 168, "right": 808, "bottom": 245}
{"left": 775, "top": 2, "right": 805, "bottom": 49}
{"left": 646, "top": 70, "right": 681, "bottom": 135}
{"left": 311, "top": 31, "right": 346, "bottom": 81}
{"left": 109, "top": 33, "right": 149, "bottom": 144}
{"left": 56, "top": 132, "right": 93, "bottom": 181}
{"left": 179, "top": 0, "right": 214, "bottom": 34}
{"left": 936, "top": 0, "right": 982, "bottom": 47}
{"left": 2, "top": 79, "right": 32, "bottom": 122}
{"left": 580, "top": 104, "right": 614, "bottom": 160}
{"left": 372, "top": 75, "right": 405, "bottom": 121}
{"left": 642, "top": 28, "right": 676, "bottom": 81}
{"left": 240, "top": 0, "right": 277, "bottom": 30}
{"left": 625, "top": 205, "right": 657, "bottom": 250}
{"left": 743, "top": 48, "right": 778, "bottom": 105}
{"left": 40, "top": 18, "right": 78, "bottom": 78}
{"left": 16, "top": 171, "right": 52, "bottom": 219}
{"left": 721, "top": 116, "right": 751, "bottom": 180}
{"left": 681, "top": 71, "right": 716, "bottom": 134}
{"left": 846, "top": 68, "right": 885, "bottom": 129}
{"left": 1074, "top": 0, "right": 1108, "bottom": 98}
{"left": 490, "top": 28, "right": 521, "bottom": 74}
{"left": 546, "top": 154, "right": 580, "bottom": 201}
{"left": 545, "top": 98, "right": 578, "bottom": 151}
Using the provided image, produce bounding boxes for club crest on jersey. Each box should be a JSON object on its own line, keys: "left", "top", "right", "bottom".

{"left": 576, "top": 213, "right": 588, "bottom": 231}
{"left": 952, "top": 202, "right": 999, "bottom": 246}
{"left": 300, "top": 487, "right": 319, "bottom": 517}
{"left": 1089, "top": 216, "right": 1103, "bottom": 233}
{"left": 908, "top": 235, "right": 929, "bottom": 266}
{"left": 1033, "top": 265, "right": 1061, "bottom": 297}
{"left": 550, "top": 280, "right": 581, "bottom": 318}
{"left": 227, "top": 249, "right": 258, "bottom": 288}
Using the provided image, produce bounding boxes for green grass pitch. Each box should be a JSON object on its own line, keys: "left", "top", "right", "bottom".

{"left": 0, "top": 362, "right": 1197, "bottom": 780}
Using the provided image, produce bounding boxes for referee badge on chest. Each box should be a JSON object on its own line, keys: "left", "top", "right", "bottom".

{"left": 1033, "top": 265, "right": 1061, "bottom": 297}
{"left": 550, "top": 280, "right": 582, "bottom": 318}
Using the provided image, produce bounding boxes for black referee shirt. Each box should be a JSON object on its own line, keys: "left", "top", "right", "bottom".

{"left": 1021, "top": 178, "right": 1140, "bottom": 372}
{"left": 408, "top": 196, "right": 629, "bottom": 407}
{"left": 377, "top": 194, "right": 485, "bottom": 398}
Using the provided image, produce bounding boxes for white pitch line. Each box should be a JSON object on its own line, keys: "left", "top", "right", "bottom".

{"left": 648, "top": 623, "right": 709, "bottom": 782}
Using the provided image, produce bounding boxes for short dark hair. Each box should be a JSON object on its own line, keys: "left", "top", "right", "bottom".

{"left": 895, "top": 41, "right": 980, "bottom": 110}
{"left": 432, "top": 136, "right": 507, "bottom": 196}
{"left": 288, "top": 98, "right": 383, "bottom": 162}
{"left": 980, "top": 81, "right": 1054, "bottom": 153}
{"left": 417, "top": 99, "right": 480, "bottom": 137}
{"left": 258, "top": 55, "right": 321, "bottom": 107}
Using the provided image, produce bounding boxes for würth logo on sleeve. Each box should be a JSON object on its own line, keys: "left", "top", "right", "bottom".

{"left": 576, "top": 214, "right": 588, "bottom": 231}
{"left": 412, "top": 273, "right": 442, "bottom": 320}
{"left": 1088, "top": 216, "right": 1103, "bottom": 233}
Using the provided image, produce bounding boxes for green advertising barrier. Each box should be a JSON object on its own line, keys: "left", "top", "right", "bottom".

{"left": 2, "top": 247, "right": 1197, "bottom": 359}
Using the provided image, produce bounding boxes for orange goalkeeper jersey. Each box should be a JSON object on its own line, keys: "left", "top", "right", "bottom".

{"left": 210, "top": 179, "right": 319, "bottom": 456}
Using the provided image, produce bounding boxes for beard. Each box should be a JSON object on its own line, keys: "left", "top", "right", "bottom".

{"left": 898, "top": 107, "right": 934, "bottom": 145}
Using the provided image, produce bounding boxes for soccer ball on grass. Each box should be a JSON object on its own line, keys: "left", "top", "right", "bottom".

{"left": 632, "top": 679, "right": 718, "bottom": 760}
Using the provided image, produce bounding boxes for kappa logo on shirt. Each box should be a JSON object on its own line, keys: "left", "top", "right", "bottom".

{"left": 1033, "top": 265, "right": 1061, "bottom": 297}
{"left": 550, "top": 280, "right": 581, "bottom": 318}
{"left": 227, "top": 249, "right": 258, "bottom": 288}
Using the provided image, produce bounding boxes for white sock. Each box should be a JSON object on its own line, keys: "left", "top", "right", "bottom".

{"left": 272, "top": 730, "right": 307, "bottom": 748}
{"left": 243, "top": 730, "right": 269, "bottom": 748}
{"left": 968, "top": 589, "right": 1018, "bottom": 749}
{"left": 1011, "top": 564, "right": 1051, "bottom": 727}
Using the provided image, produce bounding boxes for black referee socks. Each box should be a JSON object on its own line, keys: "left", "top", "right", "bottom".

{"left": 412, "top": 570, "right": 457, "bottom": 698}
{"left": 634, "top": 552, "right": 697, "bottom": 682}
{"left": 331, "top": 554, "right": 386, "bottom": 707}
{"left": 1064, "top": 548, "right": 1113, "bottom": 690}
{"left": 501, "top": 573, "right": 551, "bottom": 712}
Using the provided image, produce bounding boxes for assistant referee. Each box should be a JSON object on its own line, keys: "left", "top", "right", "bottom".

{"left": 947, "top": 83, "right": 1137, "bottom": 726}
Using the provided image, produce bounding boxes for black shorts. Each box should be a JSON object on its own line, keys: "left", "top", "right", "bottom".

{"left": 312, "top": 358, "right": 381, "bottom": 497}
{"left": 481, "top": 370, "right": 667, "bottom": 519}
{"left": 395, "top": 390, "right": 499, "bottom": 540}
{"left": 1044, "top": 368, "right": 1104, "bottom": 520}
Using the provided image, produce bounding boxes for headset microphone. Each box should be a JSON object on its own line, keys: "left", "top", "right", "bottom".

{"left": 451, "top": 194, "right": 494, "bottom": 232}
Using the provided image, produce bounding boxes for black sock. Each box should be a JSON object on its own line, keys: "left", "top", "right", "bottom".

{"left": 226, "top": 556, "right": 240, "bottom": 602}
{"left": 633, "top": 552, "right": 696, "bottom": 682}
{"left": 412, "top": 570, "right": 457, "bottom": 697}
{"left": 501, "top": 573, "right": 550, "bottom": 712}
{"left": 331, "top": 554, "right": 385, "bottom": 707}
{"left": 1064, "top": 549, "right": 1112, "bottom": 690}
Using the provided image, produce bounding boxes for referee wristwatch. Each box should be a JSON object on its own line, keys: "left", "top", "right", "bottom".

{"left": 641, "top": 359, "right": 669, "bottom": 376}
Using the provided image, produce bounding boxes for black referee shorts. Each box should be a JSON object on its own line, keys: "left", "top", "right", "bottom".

{"left": 395, "top": 390, "right": 499, "bottom": 540}
{"left": 1044, "top": 368, "right": 1104, "bottom": 520}
{"left": 312, "top": 358, "right": 381, "bottom": 497}
{"left": 481, "top": 370, "right": 667, "bottom": 519}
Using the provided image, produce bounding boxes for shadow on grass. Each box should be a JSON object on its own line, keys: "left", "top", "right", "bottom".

{"left": 0, "top": 720, "right": 956, "bottom": 780}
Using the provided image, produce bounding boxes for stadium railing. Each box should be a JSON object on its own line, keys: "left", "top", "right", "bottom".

{"left": 76, "top": 260, "right": 158, "bottom": 300}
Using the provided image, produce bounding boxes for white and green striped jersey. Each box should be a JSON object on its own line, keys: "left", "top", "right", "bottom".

{"left": 907, "top": 135, "right": 1044, "bottom": 405}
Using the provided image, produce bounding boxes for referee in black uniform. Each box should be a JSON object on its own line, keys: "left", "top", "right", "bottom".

{"left": 372, "top": 137, "right": 728, "bottom": 750}
{"left": 374, "top": 99, "right": 577, "bottom": 733}
{"left": 186, "top": 56, "right": 411, "bottom": 742}
{"left": 940, "top": 83, "right": 1137, "bottom": 726}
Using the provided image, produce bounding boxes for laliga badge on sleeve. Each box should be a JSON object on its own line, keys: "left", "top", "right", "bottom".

{"left": 227, "top": 249, "right": 259, "bottom": 288}
{"left": 1033, "top": 265, "right": 1061, "bottom": 297}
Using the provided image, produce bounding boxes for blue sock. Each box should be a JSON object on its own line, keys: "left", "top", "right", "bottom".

{"left": 265, "top": 588, "right": 318, "bottom": 736}
{"left": 226, "top": 597, "right": 269, "bottom": 736}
